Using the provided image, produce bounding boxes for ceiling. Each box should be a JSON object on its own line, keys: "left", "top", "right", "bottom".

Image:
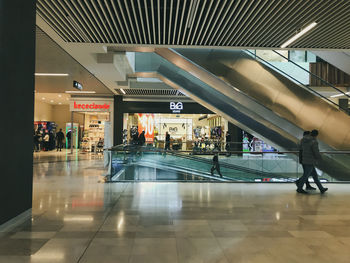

{"left": 35, "top": 92, "right": 71, "bottom": 105}
{"left": 35, "top": 27, "right": 113, "bottom": 95}
{"left": 36, "top": 0, "right": 350, "bottom": 49}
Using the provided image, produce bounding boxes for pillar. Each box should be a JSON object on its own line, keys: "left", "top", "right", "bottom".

{"left": 0, "top": 0, "right": 36, "bottom": 225}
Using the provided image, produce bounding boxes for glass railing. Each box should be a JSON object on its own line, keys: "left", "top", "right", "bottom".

{"left": 245, "top": 50, "right": 350, "bottom": 112}
{"left": 104, "top": 145, "right": 350, "bottom": 183}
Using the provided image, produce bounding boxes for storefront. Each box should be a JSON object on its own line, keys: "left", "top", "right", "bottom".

{"left": 70, "top": 98, "right": 114, "bottom": 152}
{"left": 123, "top": 113, "right": 228, "bottom": 150}
{"left": 113, "top": 96, "right": 244, "bottom": 150}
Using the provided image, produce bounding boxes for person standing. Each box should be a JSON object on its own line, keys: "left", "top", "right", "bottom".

{"left": 165, "top": 132, "right": 171, "bottom": 150}
{"left": 295, "top": 131, "right": 316, "bottom": 190}
{"left": 296, "top": 129, "right": 328, "bottom": 194}
{"left": 33, "top": 131, "right": 41, "bottom": 152}
{"left": 225, "top": 131, "right": 231, "bottom": 156}
{"left": 56, "top": 128, "right": 65, "bottom": 152}
{"left": 66, "top": 130, "right": 72, "bottom": 149}
{"left": 138, "top": 130, "right": 146, "bottom": 146}
{"left": 211, "top": 153, "right": 223, "bottom": 178}
{"left": 43, "top": 132, "right": 50, "bottom": 151}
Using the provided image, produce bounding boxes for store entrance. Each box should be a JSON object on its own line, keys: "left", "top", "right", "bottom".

{"left": 124, "top": 113, "right": 227, "bottom": 151}
{"left": 79, "top": 112, "right": 111, "bottom": 153}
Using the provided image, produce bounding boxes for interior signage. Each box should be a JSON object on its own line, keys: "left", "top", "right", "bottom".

{"left": 73, "top": 80, "right": 83, "bottom": 90}
{"left": 137, "top": 114, "right": 154, "bottom": 142}
{"left": 170, "top": 102, "right": 183, "bottom": 113}
{"left": 73, "top": 101, "right": 110, "bottom": 110}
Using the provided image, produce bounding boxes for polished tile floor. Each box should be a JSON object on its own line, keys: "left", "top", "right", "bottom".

{"left": 1, "top": 156, "right": 350, "bottom": 262}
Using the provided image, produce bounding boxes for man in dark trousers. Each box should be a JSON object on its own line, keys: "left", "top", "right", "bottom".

{"left": 296, "top": 129, "right": 328, "bottom": 194}
{"left": 66, "top": 130, "right": 72, "bottom": 149}
{"left": 225, "top": 131, "right": 231, "bottom": 156}
{"left": 56, "top": 128, "right": 65, "bottom": 152}
{"left": 138, "top": 131, "right": 146, "bottom": 146}
{"left": 295, "top": 131, "right": 316, "bottom": 190}
{"left": 211, "top": 153, "right": 223, "bottom": 178}
{"left": 165, "top": 132, "right": 171, "bottom": 150}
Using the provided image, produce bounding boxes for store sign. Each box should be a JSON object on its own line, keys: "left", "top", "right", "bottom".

{"left": 70, "top": 100, "right": 112, "bottom": 112}
{"left": 170, "top": 102, "right": 183, "bottom": 113}
{"left": 137, "top": 114, "right": 154, "bottom": 142}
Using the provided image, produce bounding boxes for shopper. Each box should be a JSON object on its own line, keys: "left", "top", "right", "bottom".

{"left": 43, "top": 132, "right": 50, "bottom": 151}
{"left": 132, "top": 131, "right": 139, "bottom": 145}
{"left": 33, "top": 131, "right": 41, "bottom": 152}
{"left": 225, "top": 131, "right": 231, "bottom": 156}
{"left": 66, "top": 130, "right": 72, "bottom": 149}
{"left": 211, "top": 153, "right": 223, "bottom": 178}
{"left": 138, "top": 131, "right": 146, "bottom": 146}
{"left": 56, "top": 128, "right": 65, "bottom": 152}
{"left": 295, "top": 131, "right": 316, "bottom": 190}
{"left": 296, "top": 129, "right": 328, "bottom": 194}
{"left": 165, "top": 132, "right": 171, "bottom": 150}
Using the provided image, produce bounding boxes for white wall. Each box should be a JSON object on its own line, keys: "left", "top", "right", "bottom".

{"left": 34, "top": 100, "right": 53, "bottom": 121}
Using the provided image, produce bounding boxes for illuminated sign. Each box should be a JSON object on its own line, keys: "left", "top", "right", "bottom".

{"left": 73, "top": 101, "right": 110, "bottom": 110}
{"left": 73, "top": 80, "right": 83, "bottom": 90}
{"left": 170, "top": 102, "right": 183, "bottom": 113}
{"left": 137, "top": 114, "right": 154, "bottom": 142}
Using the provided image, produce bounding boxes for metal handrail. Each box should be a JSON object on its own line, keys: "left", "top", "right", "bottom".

{"left": 271, "top": 50, "right": 350, "bottom": 99}
{"left": 244, "top": 50, "right": 344, "bottom": 111}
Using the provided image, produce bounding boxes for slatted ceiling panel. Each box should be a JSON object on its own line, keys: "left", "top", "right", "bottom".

{"left": 116, "top": 89, "right": 186, "bottom": 96}
{"left": 37, "top": 0, "right": 350, "bottom": 49}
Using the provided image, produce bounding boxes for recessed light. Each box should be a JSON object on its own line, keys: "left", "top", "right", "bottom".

{"left": 59, "top": 102, "right": 62, "bottom": 105}
{"left": 58, "top": 94, "right": 62, "bottom": 97}
{"left": 50, "top": 100, "right": 54, "bottom": 103}
{"left": 42, "top": 97, "right": 46, "bottom": 100}
{"left": 35, "top": 73, "right": 69, "bottom": 76}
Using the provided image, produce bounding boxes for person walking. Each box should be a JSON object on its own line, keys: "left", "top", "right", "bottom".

{"left": 165, "top": 132, "right": 171, "bottom": 150}
{"left": 295, "top": 131, "right": 316, "bottom": 190}
{"left": 211, "top": 153, "right": 223, "bottom": 178}
{"left": 56, "top": 128, "right": 65, "bottom": 152}
{"left": 296, "top": 129, "right": 328, "bottom": 194}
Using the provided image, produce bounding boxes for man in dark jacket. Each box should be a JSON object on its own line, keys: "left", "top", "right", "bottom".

{"left": 138, "top": 131, "right": 146, "bottom": 146}
{"left": 296, "top": 130, "right": 328, "bottom": 194}
{"left": 211, "top": 153, "right": 223, "bottom": 178}
{"left": 56, "top": 129, "right": 65, "bottom": 151}
{"left": 295, "top": 131, "right": 316, "bottom": 190}
{"left": 165, "top": 132, "right": 171, "bottom": 150}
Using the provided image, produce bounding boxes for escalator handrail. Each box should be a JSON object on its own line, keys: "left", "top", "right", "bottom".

{"left": 271, "top": 50, "right": 350, "bottom": 99}
{"left": 244, "top": 50, "right": 343, "bottom": 111}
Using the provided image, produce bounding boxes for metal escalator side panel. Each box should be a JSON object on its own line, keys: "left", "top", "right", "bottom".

{"left": 173, "top": 48, "right": 350, "bottom": 150}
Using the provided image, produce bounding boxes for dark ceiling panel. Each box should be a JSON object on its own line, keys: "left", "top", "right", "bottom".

{"left": 36, "top": 0, "right": 350, "bottom": 49}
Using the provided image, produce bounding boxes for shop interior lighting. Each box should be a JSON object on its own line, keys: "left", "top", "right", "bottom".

{"left": 65, "top": 91, "right": 96, "bottom": 94}
{"left": 281, "top": 22, "right": 317, "bottom": 48}
{"left": 58, "top": 94, "right": 62, "bottom": 97}
{"left": 35, "top": 73, "right": 69, "bottom": 76}
{"left": 120, "top": 88, "right": 126, "bottom": 94}
{"left": 50, "top": 100, "right": 54, "bottom": 103}
{"left": 42, "top": 97, "right": 46, "bottom": 100}
{"left": 330, "top": 92, "right": 350, "bottom": 98}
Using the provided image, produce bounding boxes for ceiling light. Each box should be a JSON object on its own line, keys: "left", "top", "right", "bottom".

{"left": 35, "top": 73, "right": 69, "bottom": 76}
{"left": 281, "top": 22, "right": 317, "bottom": 48}
{"left": 42, "top": 97, "right": 46, "bottom": 100}
{"left": 59, "top": 102, "right": 62, "bottom": 105}
{"left": 58, "top": 94, "right": 62, "bottom": 97}
{"left": 330, "top": 92, "right": 350, "bottom": 98}
{"left": 50, "top": 100, "right": 54, "bottom": 103}
{"left": 65, "top": 91, "right": 96, "bottom": 94}
{"left": 120, "top": 88, "right": 126, "bottom": 94}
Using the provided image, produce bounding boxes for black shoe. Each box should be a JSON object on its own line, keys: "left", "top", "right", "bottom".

{"left": 296, "top": 189, "right": 308, "bottom": 194}
{"left": 306, "top": 186, "right": 316, "bottom": 190}
{"left": 320, "top": 188, "right": 328, "bottom": 194}
{"left": 294, "top": 179, "right": 299, "bottom": 187}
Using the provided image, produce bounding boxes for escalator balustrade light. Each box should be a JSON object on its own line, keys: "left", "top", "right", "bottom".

{"left": 281, "top": 22, "right": 317, "bottom": 48}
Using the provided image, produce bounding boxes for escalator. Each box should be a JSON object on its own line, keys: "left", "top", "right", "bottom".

{"left": 133, "top": 49, "right": 350, "bottom": 180}
{"left": 109, "top": 146, "right": 295, "bottom": 182}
